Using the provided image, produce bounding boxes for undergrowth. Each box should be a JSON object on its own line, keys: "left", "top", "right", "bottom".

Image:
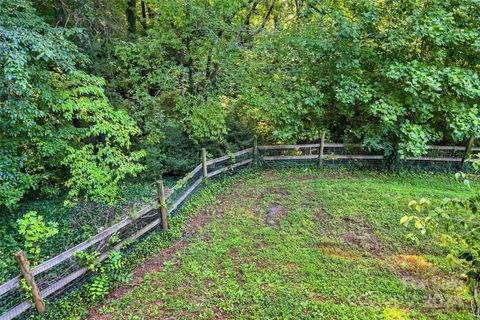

{"left": 91, "top": 167, "right": 474, "bottom": 319}
{"left": 28, "top": 172, "right": 244, "bottom": 319}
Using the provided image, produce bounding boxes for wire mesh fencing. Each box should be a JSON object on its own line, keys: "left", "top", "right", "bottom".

{"left": 258, "top": 143, "right": 478, "bottom": 172}
{"left": 0, "top": 141, "right": 477, "bottom": 319}
{"left": 0, "top": 147, "right": 255, "bottom": 320}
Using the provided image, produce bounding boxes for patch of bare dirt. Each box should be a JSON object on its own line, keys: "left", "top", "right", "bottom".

{"left": 88, "top": 208, "right": 215, "bottom": 319}
{"left": 252, "top": 188, "right": 289, "bottom": 216}
{"left": 342, "top": 217, "right": 382, "bottom": 255}
{"left": 314, "top": 207, "right": 329, "bottom": 221}
{"left": 264, "top": 205, "right": 287, "bottom": 229}
{"left": 384, "top": 254, "right": 441, "bottom": 287}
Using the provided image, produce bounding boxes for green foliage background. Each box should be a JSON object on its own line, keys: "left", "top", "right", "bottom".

{"left": 1, "top": 0, "right": 479, "bottom": 209}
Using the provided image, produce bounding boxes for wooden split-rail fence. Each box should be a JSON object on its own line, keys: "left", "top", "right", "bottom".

{"left": 0, "top": 137, "right": 478, "bottom": 320}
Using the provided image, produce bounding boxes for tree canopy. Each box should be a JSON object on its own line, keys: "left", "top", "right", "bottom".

{"left": 0, "top": 0, "right": 143, "bottom": 207}
{"left": 1, "top": 0, "right": 479, "bottom": 207}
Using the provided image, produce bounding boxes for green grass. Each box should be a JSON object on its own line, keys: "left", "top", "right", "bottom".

{"left": 98, "top": 168, "right": 475, "bottom": 319}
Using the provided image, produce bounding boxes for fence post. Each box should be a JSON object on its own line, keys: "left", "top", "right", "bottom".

{"left": 15, "top": 251, "right": 45, "bottom": 315}
{"left": 253, "top": 135, "right": 258, "bottom": 164}
{"left": 157, "top": 180, "right": 168, "bottom": 230}
{"left": 202, "top": 148, "right": 208, "bottom": 184}
{"left": 317, "top": 132, "right": 325, "bottom": 167}
{"left": 461, "top": 136, "right": 475, "bottom": 165}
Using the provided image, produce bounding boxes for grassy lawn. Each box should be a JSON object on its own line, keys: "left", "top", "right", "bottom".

{"left": 95, "top": 168, "right": 475, "bottom": 319}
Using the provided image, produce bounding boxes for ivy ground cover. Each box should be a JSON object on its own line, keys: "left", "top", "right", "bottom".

{"left": 94, "top": 168, "right": 475, "bottom": 319}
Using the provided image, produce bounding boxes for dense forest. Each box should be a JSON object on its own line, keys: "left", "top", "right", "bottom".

{"left": 1, "top": 0, "right": 479, "bottom": 208}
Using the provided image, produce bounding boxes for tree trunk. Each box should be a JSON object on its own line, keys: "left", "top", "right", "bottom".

{"left": 255, "top": 0, "right": 276, "bottom": 34}
{"left": 54, "top": 0, "right": 66, "bottom": 27}
{"left": 140, "top": 0, "right": 147, "bottom": 30}
{"left": 126, "top": 0, "right": 137, "bottom": 37}
{"left": 141, "top": 0, "right": 147, "bottom": 19}
{"left": 244, "top": 1, "right": 258, "bottom": 33}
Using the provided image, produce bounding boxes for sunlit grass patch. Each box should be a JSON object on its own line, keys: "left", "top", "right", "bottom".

{"left": 382, "top": 307, "right": 411, "bottom": 320}
{"left": 393, "top": 255, "right": 435, "bottom": 273}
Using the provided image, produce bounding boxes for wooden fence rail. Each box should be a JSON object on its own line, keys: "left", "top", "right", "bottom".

{"left": 259, "top": 143, "right": 480, "bottom": 152}
{"left": 0, "top": 146, "right": 254, "bottom": 320}
{"left": 1, "top": 141, "right": 478, "bottom": 320}
{"left": 259, "top": 143, "right": 479, "bottom": 164}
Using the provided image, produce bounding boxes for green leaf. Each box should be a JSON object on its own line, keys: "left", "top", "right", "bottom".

{"left": 400, "top": 216, "right": 410, "bottom": 225}
{"left": 414, "top": 219, "right": 423, "bottom": 229}
{"left": 419, "top": 198, "right": 430, "bottom": 205}
{"left": 459, "top": 250, "right": 474, "bottom": 262}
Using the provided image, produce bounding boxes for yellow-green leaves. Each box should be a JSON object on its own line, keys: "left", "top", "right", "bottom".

{"left": 407, "top": 198, "right": 430, "bottom": 213}
{"left": 399, "top": 215, "right": 411, "bottom": 225}
{"left": 405, "top": 198, "right": 433, "bottom": 232}
{"left": 402, "top": 178, "right": 480, "bottom": 317}
{"left": 17, "top": 211, "right": 58, "bottom": 257}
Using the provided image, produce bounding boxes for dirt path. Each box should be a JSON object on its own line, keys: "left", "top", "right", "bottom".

{"left": 88, "top": 208, "right": 215, "bottom": 319}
